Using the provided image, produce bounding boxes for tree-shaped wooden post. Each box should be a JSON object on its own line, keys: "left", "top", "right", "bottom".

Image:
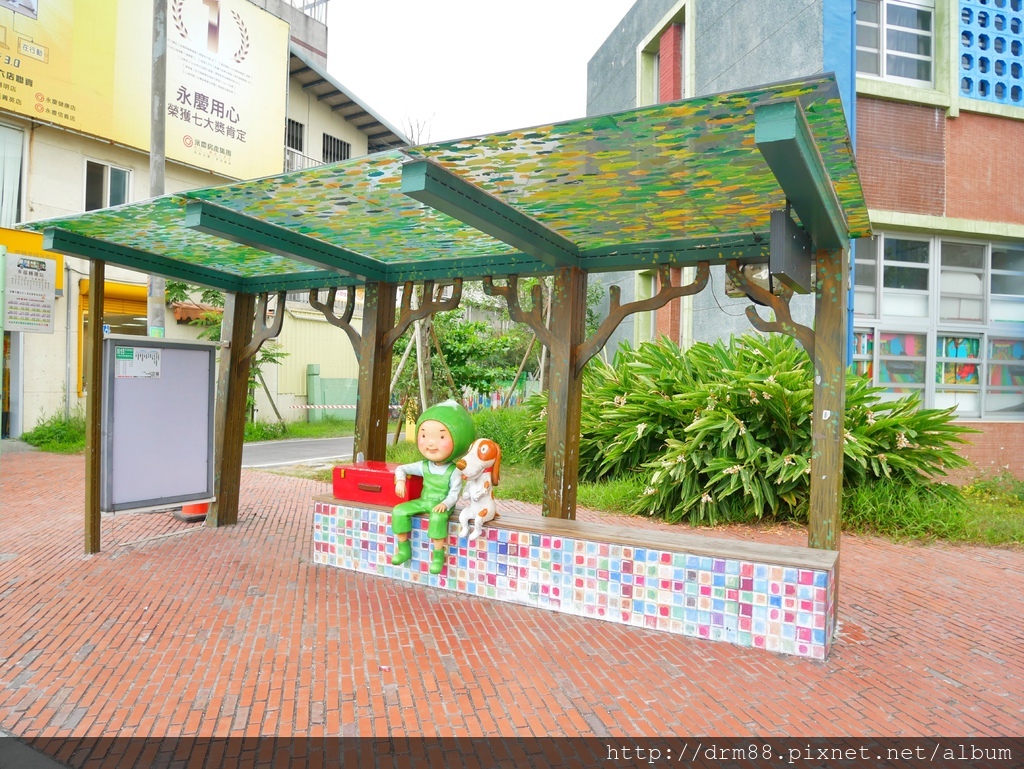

{"left": 485, "top": 265, "right": 708, "bottom": 519}
{"left": 209, "top": 290, "right": 286, "bottom": 527}
{"left": 725, "top": 255, "right": 847, "bottom": 551}
{"left": 349, "top": 279, "right": 462, "bottom": 462}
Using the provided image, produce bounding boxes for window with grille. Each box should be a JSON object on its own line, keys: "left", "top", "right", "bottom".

{"left": 286, "top": 119, "right": 304, "bottom": 152}
{"left": 322, "top": 134, "right": 351, "bottom": 164}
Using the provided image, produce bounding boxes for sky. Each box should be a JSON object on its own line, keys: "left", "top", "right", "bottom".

{"left": 325, "top": 0, "right": 638, "bottom": 144}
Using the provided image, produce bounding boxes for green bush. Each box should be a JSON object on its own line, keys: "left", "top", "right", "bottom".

{"left": 471, "top": 406, "right": 532, "bottom": 465}
{"left": 21, "top": 409, "right": 87, "bottom": 454}
{"left": 385, "top": 439, "right": 422, "bottom": 465}
{"left": 524, "top": 334, "right": 974, "bottom": 525}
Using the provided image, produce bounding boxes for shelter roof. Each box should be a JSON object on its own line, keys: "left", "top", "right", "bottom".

{"left": 26, "top": 75, "right": 869, "bottom": 294}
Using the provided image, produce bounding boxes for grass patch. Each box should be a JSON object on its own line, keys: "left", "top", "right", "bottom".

{"left": 20, "top": 410, "right": 86, "bottom": 454}
{"left": 842, "top": 481, "right": 972, "bottom": 542}
{"left": 492, "top": 464, "right": 648, "bottom": 517}
{"left": 960, "top": 473, "right": 1024, "bottom": 547}
{"left": 278, "top": 419, "right": 359, "bottom": 440}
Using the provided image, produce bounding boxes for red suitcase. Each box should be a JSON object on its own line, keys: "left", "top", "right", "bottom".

{"left": 332, "top": 461, "right": 423, "bottom": 508}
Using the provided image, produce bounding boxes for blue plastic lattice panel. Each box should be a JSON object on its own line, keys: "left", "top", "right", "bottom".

{"left": 960, "top": 0, "right": 1024, "bottom": 106}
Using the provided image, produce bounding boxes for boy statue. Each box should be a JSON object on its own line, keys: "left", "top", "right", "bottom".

{"left": 391, "top": 400, "right": 475, "bottom": 574}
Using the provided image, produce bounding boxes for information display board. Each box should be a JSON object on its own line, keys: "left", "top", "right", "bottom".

{"left": 100, "top": 335, "right": 216, "bottom": 512}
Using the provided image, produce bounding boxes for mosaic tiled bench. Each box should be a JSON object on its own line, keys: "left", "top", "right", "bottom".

{"left": 312, "top": 495, "right": 839, "bottom": 659}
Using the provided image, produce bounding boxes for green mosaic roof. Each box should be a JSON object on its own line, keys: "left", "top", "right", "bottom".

{"left": 25, "top": 75, "right": 868, "bottom": 292}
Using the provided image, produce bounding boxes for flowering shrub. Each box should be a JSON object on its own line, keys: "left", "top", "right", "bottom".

{"left": 523, "top": 334, "right": 973, "bottom": 525}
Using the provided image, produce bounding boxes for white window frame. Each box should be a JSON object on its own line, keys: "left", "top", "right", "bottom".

{"left": 853, "top": 231, "right": 1024, "bottom": 419}
{"left": 84, "top": 159, "right": 131, "bottom": 212}
{"left": 856, "top": 0, "right": 936, "bottom": 87}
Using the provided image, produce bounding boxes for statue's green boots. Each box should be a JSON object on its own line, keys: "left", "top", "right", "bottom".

{"left": 429, "top": 547, "right": 446, "bottom": 575}
{"left": 391, "top": 540, "right": 412, "bottom": 566}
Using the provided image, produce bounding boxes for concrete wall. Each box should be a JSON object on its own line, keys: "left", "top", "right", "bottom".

{"left": 251, "top": 0, "right": 330, "bottom": 67}
{"left": 692, "top": 0, "right": 824, "bottom": 95}
{"left": 287, "top": 82, "right": 370, "bottom": 162}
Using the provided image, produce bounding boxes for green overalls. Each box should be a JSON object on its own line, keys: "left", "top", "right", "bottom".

{"left": 391, "top": 460, "right": 458, "bottom": 540}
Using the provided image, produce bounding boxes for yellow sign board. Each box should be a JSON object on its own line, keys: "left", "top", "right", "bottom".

{"left": 0, "top": 227, "right": 61, "bottom": 291}
{"left": 0, "top": 0, "right": 288, "bottom": 180}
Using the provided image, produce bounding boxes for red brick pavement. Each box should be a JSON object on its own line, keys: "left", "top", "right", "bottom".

{"left": 1, "top": 451, "right": 1022, "bottom": 756}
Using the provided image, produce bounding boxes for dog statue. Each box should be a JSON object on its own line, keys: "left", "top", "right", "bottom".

{"left": 455, "top": 438, "right": 501, "bottom": 541}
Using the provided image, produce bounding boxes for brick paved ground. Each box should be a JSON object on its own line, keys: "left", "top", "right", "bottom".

{"left": 1, "top": 450, "right": 1022, "bottom": 766}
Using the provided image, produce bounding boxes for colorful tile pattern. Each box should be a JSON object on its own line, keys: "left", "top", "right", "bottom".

{"left": 313, "top": 501, "right": 836, "bottom": 659}
{"left": 26, "top": 75, "right": 867, "bottom": 286}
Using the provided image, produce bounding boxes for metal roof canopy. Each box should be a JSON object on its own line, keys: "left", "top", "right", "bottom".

{"left": 29, "top": 74, "right": 866, "bottom": 563}
{"left": 29, "top": 74, "right": 867, "bottom": 292}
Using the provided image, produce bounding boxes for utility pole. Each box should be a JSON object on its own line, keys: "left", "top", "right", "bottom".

{"left": 148, "top": 0, "right": 167, "bottom": 337}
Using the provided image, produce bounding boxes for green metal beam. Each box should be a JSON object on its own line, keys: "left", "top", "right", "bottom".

{"left": 755, "top": 100, "right": 849, "bottom": 251}
{"left": 43, "top": 228, "right": 245, "bottom": 293}
{"left": 580, "top": 235, "right": 770, "bottom": 272}
{"left": 241, "top": 271, "right": 361, "bottom": 294}
{"left": 184, "top": 200, "right": 388, "bottom": 282}
{"left": 401, "top": 159, "right": 581, "bottom": 270}
{"left": 385, "top": 253, "right": 550, "bottom": 283}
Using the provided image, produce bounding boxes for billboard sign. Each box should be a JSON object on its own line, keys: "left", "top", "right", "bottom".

{"left": 0, "top": 0, "right": 288, "bottom": 179}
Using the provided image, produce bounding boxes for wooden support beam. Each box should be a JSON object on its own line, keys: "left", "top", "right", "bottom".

{"left": 354, "top": 282, "right": 398, "bottom": 462}
{"left": 84, "top": 260, "right": 105, "bottom": 554}
{"left": 576, "top": 263, "right": 709, "bottom": 376}
{"left": 808, "top": 247, "right": 848, "bottom": 553}
{"left": 208, "top": 292, "right": 255, "bottom": 528}
{"left": 207, "top": 292, "right": 284, "bottom": 527}
{"left": 543, "top": 267, "right": 588, "bottom": 519}
{"left": 383, "top": 279, "right": 462, "bottom": 351}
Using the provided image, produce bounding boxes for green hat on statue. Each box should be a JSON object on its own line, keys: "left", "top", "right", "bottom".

{"left": 416, "top": 399, "right": 476, "bottom": 460}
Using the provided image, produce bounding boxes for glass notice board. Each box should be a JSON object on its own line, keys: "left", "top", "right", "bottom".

{"left": 100, "top": 335, "right": 216, "bottom": 513}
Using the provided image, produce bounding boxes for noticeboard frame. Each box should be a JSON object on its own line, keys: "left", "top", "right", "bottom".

{"left": 100, "top": 335, "right": 217, "bottom": 513}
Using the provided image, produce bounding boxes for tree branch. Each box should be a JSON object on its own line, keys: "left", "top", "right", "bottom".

{"left": 382, "top": 279, "right": 463, "bottom": 351}
{"left": 240, "top": 291, "right": 286, "bottom": 363}
{"left": 309, "top": 286, "right": 362, "bottom": 364}
{"left": 725, "top": 260, "right": 815, "bottom": 355}
{"left": 574, "top": 263, "right": 710, "bottom": 376}
{"left": 482, "top": 275, "right": 554, "bottom": 350}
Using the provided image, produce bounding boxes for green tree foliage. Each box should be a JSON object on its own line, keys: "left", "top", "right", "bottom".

{"left": 392, "top": 309, "right": 522, "bottom": 408}
{"left": 165, "top": 281, "right": 286, "bottom": 421}
{"left": 522, "top": 334, "right": 974, "bottom": 525}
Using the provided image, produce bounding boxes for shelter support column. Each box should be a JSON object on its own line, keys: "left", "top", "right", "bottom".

{"left": 209, "top": 292, "right": 256, "bottom": 528}
{"left": 808, "top": 247, "right": 848, "bottom": 551}
{"left": 544, "top": 266, "right": 588, "bottom": 519}
{"left": 355, "top": 281, "right": 397, "bottom": 462}
{"left": 84, "top": 260, "right": 105, "bottom": 554}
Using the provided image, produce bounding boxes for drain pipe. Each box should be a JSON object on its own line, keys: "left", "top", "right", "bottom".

{"left": 64, "top": 263, "right": 73, "bottom": 419}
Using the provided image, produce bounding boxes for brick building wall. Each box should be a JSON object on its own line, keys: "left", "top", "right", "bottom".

{"left": 855, "top": 98, "right": 946, "bottom": 216}
{"left": 946, "top": 111, "right": 1024, "bottom": 225}
{"left": 948, "top": 422, "right": 1024, "bottom": 481}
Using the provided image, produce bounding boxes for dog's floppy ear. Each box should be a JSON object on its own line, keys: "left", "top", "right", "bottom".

{"left": 490, "top": 442, "right": 501, "bottom": 487}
